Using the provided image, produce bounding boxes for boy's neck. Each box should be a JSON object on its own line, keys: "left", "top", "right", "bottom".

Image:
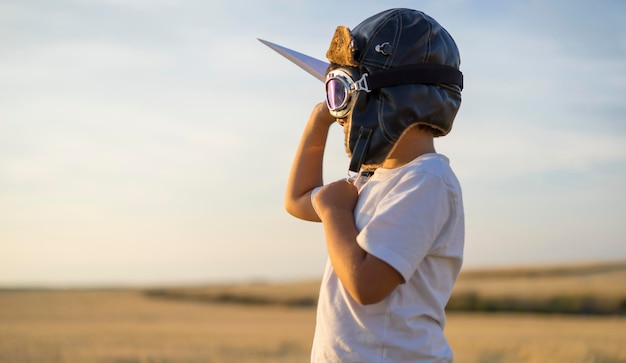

{"left": 382, "top": 127, "right": 436, "bottom": 169}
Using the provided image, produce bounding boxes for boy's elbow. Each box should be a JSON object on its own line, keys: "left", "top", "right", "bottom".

{"left": 348, "top": 262, "right": 403, "bottom": 305}
{"left": 284, "top": 200, "right": 299, "bottom": 218}
{"left": 349, "top": 283, "right": 390, "bottom": 306}
{"left": 284, "top": 197, "right": 319, "bottom": 222}
{"left": 353, "top": 294, "right": 381, "bottom": 306}
{"left": 284, "top": 195, "right": 303, "bottom": 218}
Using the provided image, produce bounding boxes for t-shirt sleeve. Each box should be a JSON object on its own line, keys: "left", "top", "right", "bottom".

{"left": 310, "top": 186, "right": 323, "bottom": 217}
{"left": 356, "top": 173, "right": 450, "bottom": 282}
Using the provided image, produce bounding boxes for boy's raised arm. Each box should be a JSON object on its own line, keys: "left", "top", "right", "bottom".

{"left": 284, "top": 102, "right": 336, "bottom": 222}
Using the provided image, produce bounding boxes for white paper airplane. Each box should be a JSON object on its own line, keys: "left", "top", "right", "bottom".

{"left": 258, "top": 38, "right": 329, "bottom": 82}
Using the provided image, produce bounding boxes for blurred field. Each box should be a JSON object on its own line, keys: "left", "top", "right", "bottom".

{"left": 453, "top": 260, "right": 625, "bottom": 299}
{"left": 1, "top": 261, "right": 625, "bottom": 363}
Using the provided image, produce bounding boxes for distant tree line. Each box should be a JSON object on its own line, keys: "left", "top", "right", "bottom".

{"left": 144, "top": 288, "right": 625, "bottom": 315}
{"left": 445, "top": 292, "right": 626, "bottom": 315}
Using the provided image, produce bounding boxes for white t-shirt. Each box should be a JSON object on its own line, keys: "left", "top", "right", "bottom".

{"left": 311, "top": 153, "right": 464, "bottom": 363}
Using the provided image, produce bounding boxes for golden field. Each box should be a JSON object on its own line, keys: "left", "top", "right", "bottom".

{"left": 1, "top": 261, "right": 625, "bottom": 363}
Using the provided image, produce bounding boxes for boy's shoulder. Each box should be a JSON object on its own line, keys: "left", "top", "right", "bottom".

{"left": 362, "top": 153, "right": 455, "bottom": 191}
{"left": 388, "top": 153, "right": 451, "bottom": 176}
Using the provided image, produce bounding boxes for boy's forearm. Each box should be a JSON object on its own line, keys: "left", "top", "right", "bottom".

{"left": 323, "top": 214, "right": 403, "bottom": 305}
{"left": 322, "top": 210, "right": 366, "bottom": 296}
{"left": 315, "top": 181, "right": 403, "bottom": 306}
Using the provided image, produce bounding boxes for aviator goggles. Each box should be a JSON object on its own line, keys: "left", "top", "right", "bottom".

{"left": 325, "top": 68, "right": 370, "bottom": 119}
{"left": 325, "top": 64, "right": 464, "bottom": 120}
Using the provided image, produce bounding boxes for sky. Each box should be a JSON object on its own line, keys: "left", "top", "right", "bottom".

{"left": 1, "top": 0, "right": 625, "bottom": 287}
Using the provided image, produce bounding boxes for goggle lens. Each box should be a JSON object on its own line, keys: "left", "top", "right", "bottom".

{"left": 326, "top": 78, "right": 348, "bottom": 111}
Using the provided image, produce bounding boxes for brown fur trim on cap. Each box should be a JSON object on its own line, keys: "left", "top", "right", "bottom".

{"left": 326, "top": 26, "right": 359, "bottom": 67}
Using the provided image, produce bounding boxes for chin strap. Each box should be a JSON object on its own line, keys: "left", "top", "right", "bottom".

{"left": 348, "top": 126, "right": 372, "bottom": 177}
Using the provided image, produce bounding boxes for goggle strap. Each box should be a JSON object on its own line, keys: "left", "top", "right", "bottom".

{"left": 366, "top": 64, "right": 464, "bottom": 90}
{"left": 348, "top": 126, "right": 372, "bottom": 173}
{"left": 352, "top": 73, "right": 371, "bottom": 93}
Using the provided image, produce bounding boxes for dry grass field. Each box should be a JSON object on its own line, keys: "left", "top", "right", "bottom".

{"left": 1, "top": 261, "right": 625, "bottom": 363}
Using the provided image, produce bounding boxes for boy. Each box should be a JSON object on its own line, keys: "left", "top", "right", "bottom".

{"left": 284, "top": 8, "right": 465, "bottom": 363}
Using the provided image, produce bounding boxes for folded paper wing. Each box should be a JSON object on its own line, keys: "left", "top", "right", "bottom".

{"left": 258, "top": 38, "right": 329, "bottom": 83}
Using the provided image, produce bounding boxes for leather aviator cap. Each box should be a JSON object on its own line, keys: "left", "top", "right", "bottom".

{"left": 326, "top": 8, "right": 463, "bottom": 172}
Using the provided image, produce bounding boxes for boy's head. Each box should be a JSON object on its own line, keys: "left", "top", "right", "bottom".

{"left": 324, "top": 8, "right": 463, "bottom": 172}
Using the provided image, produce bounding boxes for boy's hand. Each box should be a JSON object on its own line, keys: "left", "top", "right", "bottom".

{"left": 311, "top": 102, "right": 337, "bottom": 129}
{"left": 313, "top": 180, "right": 358, "bottom": 220}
